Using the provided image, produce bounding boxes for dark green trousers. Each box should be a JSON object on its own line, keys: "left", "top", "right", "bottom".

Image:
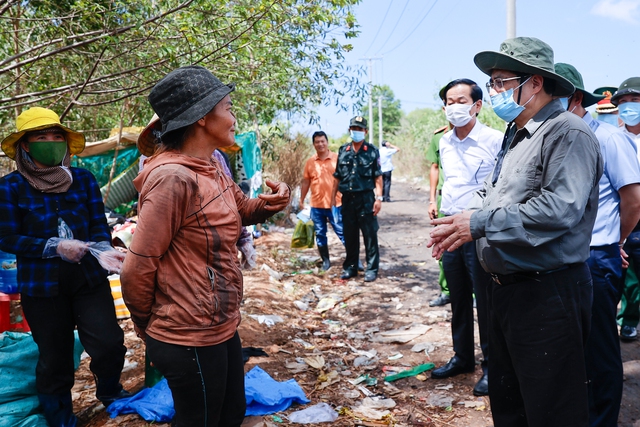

{"left": 619, "top": 258, "right": 640, "bottom": 328}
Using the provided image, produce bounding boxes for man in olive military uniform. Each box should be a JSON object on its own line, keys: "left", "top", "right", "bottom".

{"left": 427, "top": 124, "right": 451, "bottom": 306}
{"left": 331, "top": 116, "right": 383, "bottom": 282}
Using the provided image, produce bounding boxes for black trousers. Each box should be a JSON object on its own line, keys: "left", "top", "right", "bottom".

{"left": 586, "top": 244, "right": 624, "bottom": 427}
{"left": 341, "top": 191, "right": 379, "bottom": 274}
{"left": 146, "top": 332, "right": 246, "bottom": 427}
{"left": 21, "top": 266, "right": 126, "bottom": 395}
{"left": 442, "top": 241, "right": 491, "bottom": 372}
{"left": 488, "top": 263, "right": 592, "bottom": 427}
{"left": 382, "top": 171, "right": 392, "bottom": 201}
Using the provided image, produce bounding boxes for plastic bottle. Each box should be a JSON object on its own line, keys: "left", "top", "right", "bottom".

{"left": 145, "top": 350, "right": 164, "bottom": 387}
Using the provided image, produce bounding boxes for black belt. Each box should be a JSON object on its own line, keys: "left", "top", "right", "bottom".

{"left": 437, "top": 189, "right": 442, "bottom": 196}
{"left": 490, "top": 263, "right": 581, "bottom": 286}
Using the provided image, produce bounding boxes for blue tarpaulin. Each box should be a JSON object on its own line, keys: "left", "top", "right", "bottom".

{"left": 106, "top": 379, "right": 174, "bottom": 422}
{"left": 244, "top": 366, "right": 309, "bottom": 416}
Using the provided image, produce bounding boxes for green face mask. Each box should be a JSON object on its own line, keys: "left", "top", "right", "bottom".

{"left": 28, "top": 141, "right": 67, "bottom": 166}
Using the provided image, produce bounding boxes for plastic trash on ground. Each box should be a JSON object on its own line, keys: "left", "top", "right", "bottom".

{"left": 248, "top": 314, "right": 284, "bottom": 327}
{"left": 261, "top": 264, "right": 285, "bottom": 281}
{"left": 288, "top": 402, "right": 338, "bottom": 423}
{"left": 245, "top": 366, "right": 310, "bottom": 416}
{"left": 372, "top": 324, "right": 431, "bottom": 344}
{"left": 383, "top": 363, "right": 435, "bottom": 382}
{"left": 107, "top": 378, "right": 174, "bottom": 422}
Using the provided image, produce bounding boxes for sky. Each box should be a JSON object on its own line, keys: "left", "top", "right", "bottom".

{"left": 295, "top": 0, "right": 640, "bottom": 139}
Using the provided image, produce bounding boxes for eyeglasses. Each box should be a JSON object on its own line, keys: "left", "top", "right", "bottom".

{"left": 486, "top": 76, "right": 525, "bottom": 92}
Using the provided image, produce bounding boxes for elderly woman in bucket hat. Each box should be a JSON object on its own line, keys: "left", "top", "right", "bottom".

{"left": 428, "top": 37, "right": 603, "bottom": 427}
{"left": 0, "top": 107, "right": 130, "bottom": 426}
{"left": 121, "top": 65, "right": 290, "bottom": 427}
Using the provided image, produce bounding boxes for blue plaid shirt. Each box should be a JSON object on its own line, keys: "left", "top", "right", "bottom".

{"left": 0, "top": 168, "right": 111, "bottom": 297}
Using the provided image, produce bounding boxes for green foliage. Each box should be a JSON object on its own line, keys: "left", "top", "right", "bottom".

{"left": 478, "top": 106, "right": 507, "bottom": 133}
{"left": 360, "top": 84, "right": 403, "bottom": 137}
{"left": 261, "top": 124, "right": 312, "bottom": 190}
{"left": 0, "top": 0, "right": 364, "bottom": 140}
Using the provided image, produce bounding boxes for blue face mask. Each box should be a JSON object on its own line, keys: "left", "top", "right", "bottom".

{"left": 350, "top": 130, "right": 366, "bottom": 142}
{"left": 490, "top": 77, "right": 533, "bottom": 123}
{"left": 618, "top": 102, "right": 640, "bottom": 126}
{"left": 559, "top": 97, "right": 569, "bottom": 110}
{"left": 598, "top": 113, "right": 620, "bottom": 127}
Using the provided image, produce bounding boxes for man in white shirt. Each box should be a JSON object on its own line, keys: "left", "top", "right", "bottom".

{"left": 430, "top": 78, "right": 503, "bottom": 397}
{"left": 379, "top": 141, "right": 400, "bottom": 202}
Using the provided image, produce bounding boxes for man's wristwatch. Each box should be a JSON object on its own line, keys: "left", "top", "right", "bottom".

{"left": 376, "top": 196, "right": 383, "bottom": 201}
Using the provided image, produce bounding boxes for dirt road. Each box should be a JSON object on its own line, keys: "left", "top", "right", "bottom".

{"left": 76, "top": 179, "right": 640, "bottom": 426}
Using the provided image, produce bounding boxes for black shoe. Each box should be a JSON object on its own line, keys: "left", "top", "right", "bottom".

{"left": 473, "top": 374, "right": 488, "bottom": 396}
{"left": 357, "top": 260, "right": 365, "bottom": 271}
{"left": 99, "top": 389, "right": 134, "bottom": 407}
{"left": 95, "top": 374, "right": 133, "bottom": 407}
{"left": 364, "top": 271, "right": 377, "bottom": 282}
{"left": 429, "top": 293, "right": 451, "bottom": 307}
{"left": 621, "top": 325, "right": 638, "bottom": 341}
{"left": 431, "top": 357, "right": 475, "bottom": 379}
{"left": 340, "top": 269, "right": 357, "bottom": 280}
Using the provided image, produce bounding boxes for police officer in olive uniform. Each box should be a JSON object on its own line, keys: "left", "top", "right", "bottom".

{"left": 331, "top": 116, "right": 383, "bottom": 282}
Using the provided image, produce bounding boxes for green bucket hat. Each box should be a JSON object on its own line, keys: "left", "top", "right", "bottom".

{"left": 611, "top": 77, "right": 640, "bottom": 106}
{"left": 594, "top": 86, "right": 618, "bottom": 96}
{"left": 474, "top": 37, "right": 575, "bottom": 97}
{"left": 554, "top": 63, "right": 604, "bottom": 108}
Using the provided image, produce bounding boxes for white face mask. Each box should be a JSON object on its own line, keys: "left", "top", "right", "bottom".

{"left": 445, "top": 103, "right": 474, "bottom": 127}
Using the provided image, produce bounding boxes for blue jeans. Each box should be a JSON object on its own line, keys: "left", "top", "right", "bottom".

{"left": 310, "top": 207, "right": 345, "bottom": 247}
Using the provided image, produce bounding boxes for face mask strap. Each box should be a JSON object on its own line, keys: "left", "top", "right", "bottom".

{"left": 515, "top": 76, "right": 531, "bottom": 105}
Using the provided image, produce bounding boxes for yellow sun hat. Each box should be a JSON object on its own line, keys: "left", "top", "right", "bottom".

{"left": 1, "top": 107, "right": 86, "bottom": 159}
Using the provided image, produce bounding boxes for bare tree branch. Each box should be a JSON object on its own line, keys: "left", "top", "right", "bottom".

{"left": 60, "top": 46, "right": 107, "bottom": 120}
{"left": 0, "top": 0, "right": 18, "bottom": 17}
{"left": 70, "top": 83, "right": 154, "bottom": 107}
{"left": 0, "top": 29, "right": 108, "bottom": 68}
{"left": 0, "top": 0, "right": 194, "bottom": 75}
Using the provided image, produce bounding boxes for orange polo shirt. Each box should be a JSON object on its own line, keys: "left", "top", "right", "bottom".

{"left": 303, "top": 152, "right": 342, "bottom": 208}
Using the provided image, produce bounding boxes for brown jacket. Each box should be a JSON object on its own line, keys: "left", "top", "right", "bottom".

{"left": 121, "top": 152, "right": 273, "bottom": 346}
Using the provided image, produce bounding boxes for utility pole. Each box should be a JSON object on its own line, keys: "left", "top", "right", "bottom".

{"left": 506, "top": 0, "right": 516, "bottom": 39}
{"left": 378, "top": 96, "right": 383, "bottom": 146}
{"left": 360, "top": 56, "right": 382, "bottom": 144}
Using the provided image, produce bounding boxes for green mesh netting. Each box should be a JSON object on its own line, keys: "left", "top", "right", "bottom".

{"left": 71, "top": 146, "right": 139, "bottom": 188}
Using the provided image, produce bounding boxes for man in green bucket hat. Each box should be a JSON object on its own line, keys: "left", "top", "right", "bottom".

{"left": 428, "top": 37, "right": 603, "bottom": 426}
{"left": 610, "top": 77, "right": 640, "bottom": 347}
{"left": 556, "top": 62, "right": 640, "bottom": 427}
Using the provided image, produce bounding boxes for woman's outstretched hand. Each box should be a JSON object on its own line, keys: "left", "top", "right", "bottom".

{"left": 259, "top": 179, "right": 291, "bottom": 211}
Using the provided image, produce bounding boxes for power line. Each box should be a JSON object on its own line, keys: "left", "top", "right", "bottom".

{"left": 363, "top": 0, "right": 395, "bottom": 56}
{"left": 382, "top": 0, "right": 439, "bottom": 55}
{"left": 395, "top": 0, "right": 460, "bottom": 64}
{"left": 376, "top": 0, "right": 411, "bottom": 53}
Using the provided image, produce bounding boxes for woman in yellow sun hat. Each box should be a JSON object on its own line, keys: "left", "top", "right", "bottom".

{"left": 0, "top": 107, "right": 130, "bottom": 426}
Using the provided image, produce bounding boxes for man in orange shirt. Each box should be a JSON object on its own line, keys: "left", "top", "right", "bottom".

{"left": 300, "top": 131, "right": 345, "bottom": 270}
